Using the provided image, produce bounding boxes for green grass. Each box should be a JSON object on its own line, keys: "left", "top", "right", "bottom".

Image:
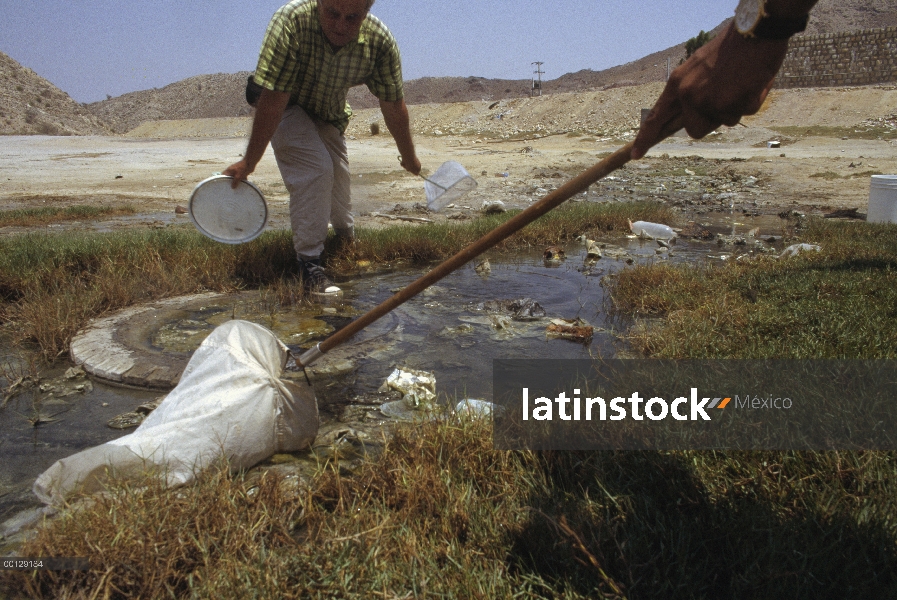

{"left": 0, "top": 201, "right": 672, "bottom": 360}
{"left": 606, "top": 218, "right": 897, "bottom": 358}
{"left": 0, "top": 204, "right": 137, "bottom": 227}
{"left": 4, "top": 417, "right": 896, "bottom": 598}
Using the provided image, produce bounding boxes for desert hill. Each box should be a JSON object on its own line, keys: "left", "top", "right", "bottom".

{"left": 2, "top": 0, "right": 896, "bottom": 136}
{"left": 0, "top": 52, "right": 109, "bottom": 136}
{"left": 85, "top": 72, "right": 256, "bottom": 134}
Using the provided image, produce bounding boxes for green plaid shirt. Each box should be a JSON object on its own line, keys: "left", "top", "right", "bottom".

{"left": 254, "top": 0, "right": 404, "bottom": 133}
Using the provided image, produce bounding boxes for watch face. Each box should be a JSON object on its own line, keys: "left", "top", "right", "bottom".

{"left": 734, "top": 0, "right": 764, "bottom": 34}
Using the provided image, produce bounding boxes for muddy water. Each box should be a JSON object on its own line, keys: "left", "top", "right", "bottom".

{"left": 0, "top": 211, "right": 791, "bottom": 536}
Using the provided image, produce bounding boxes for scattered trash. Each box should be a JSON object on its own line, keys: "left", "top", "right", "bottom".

{"left": 488, "top": 314, "right": 514, "bottom": 330}
{"left": 767, "top": 141, "right": 781, "bottom": 148}
{"left": 312, "top": 425, "right": 373, "bottom": 459}
{"left": 600, "top": 245, "right": 632, "bottom": 261}
{"left": 629, "top": 220, "right": 676, "bottom": 240}
{"left": 455, "top": 399, "right": 499, "bottom": 418}
{"left": 543, "top": 246, "right": 566, "bottom": 262}
{"left": 577, "top": 236, "right": 602, "bottom": 260}
{"left": 547, "top": 318, "right": 594, "bottom": 343}
{"left": 371, "top": 212, "right": 434, "bottom": 223}
{"left": 823, "top": 207, "right": 861, "bottom": 219}
{"left": 677, "top": 221, "right": 713, "bottom": 240}
{"left": 438, "top": 323, "right": 475, "bottom": 337}
{"left": 482, "top": 200, "right": 506, "bottom": 214}
{"left": 64, "top": 366, "right": 85, "bottom": 380}
{"left": 778, "top": 243, "right": 821, "bottom": 259}
{"left": 379, "top": 367, "right": 436, "bottom": 410}
{"left": 114, "top": 174, "right": 123, "bottom": 179}
{"left": 475, "top": 298, "right": 545, "bottom": 320}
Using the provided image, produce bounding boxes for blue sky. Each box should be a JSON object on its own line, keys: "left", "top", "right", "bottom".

{"left": 1, "top": 1, "right": 734, "bottom": 103}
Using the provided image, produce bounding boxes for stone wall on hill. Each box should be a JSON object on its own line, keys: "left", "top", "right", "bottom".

{"left": 776, "top": 26, "right": 897, "bottom": 88}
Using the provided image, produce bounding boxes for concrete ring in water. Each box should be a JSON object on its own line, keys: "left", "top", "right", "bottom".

{"left": 70, "top": 291, "right": 403, "bottom": 390}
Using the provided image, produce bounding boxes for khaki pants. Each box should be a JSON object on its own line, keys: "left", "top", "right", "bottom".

{"left": 271, "top": 105, "right": 352, "bottom": 260}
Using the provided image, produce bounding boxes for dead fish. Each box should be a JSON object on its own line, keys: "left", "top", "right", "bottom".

{"left": 488, "top": 314, "right": 514, "bottom": 330}
{"left": 474, "top": 259, "right": 491, "bottom": 275}
{"left": 107, "top": 396, "right": 164, "bottom": 429}
{"left": 476, "top": 298, "right": 545, "bottom": 321}
{"left": 107, "top": 411, "right": 144, "bottom": 430}
{"left": 546, "top": 322, "right": 594, "bottom": 343}
{"left": 510, "top": 298, "right": 546, "bottom": 320}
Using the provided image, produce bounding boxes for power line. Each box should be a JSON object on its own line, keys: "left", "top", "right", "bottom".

{"left": 531, "top": 61, "right": 544, "bottom": 97}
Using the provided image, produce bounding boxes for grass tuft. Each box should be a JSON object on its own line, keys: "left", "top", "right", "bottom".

{"left": 607, "top": 218, "right": 897, "bottom": 358}
{"left": 4, "top": 417, "right": 897, "bottom": 598}
{"left": 0, "top": 205, "right": 137, "bottom": 227}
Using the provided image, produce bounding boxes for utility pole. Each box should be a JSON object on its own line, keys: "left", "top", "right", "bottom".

{"left": 531, "top": 62, "right": 544, "bottom": 97}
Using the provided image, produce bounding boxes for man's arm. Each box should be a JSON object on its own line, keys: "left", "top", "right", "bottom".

{"left": 632, "top": 0, "right": 818, "bottom": 159}
{"left": 379, "top": 98, "right": 421, "bottom": 175}
{"left": 223, "top": 88, "right": 291, "bottom": 187}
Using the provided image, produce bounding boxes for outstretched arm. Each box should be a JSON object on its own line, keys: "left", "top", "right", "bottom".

{"left": 632, "top": 0, "right": 818, "bottom": 159}
{"left": 380, "top": 98, "right": 421, "bottom": 175}
{"left": 223, "top": 88, "right": 291, "bottom": 187}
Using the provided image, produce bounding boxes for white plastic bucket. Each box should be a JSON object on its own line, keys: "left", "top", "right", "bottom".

{"left": 867, "top": 175, "right": 897, "bottom": 224}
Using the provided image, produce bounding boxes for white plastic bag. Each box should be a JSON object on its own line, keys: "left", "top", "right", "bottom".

{"left": 778, "top": 243, "right": 821, "bottom": 259}
{"left": 629, "top": 220, "right": 676, "bottom": 240}
{"left": 33, "top": 320, "right": 319, "bottom": 505}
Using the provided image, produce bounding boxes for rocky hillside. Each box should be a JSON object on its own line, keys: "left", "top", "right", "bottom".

{"left": 0, "top": 52, "right": 109, "bottom": 136}
{"left": 91, "top": 0, "right": 897, "bottom": 133}
{"left": 3, "top": 0, "right": 895, "bottom": 136}
{"left": 86, "top": 72, "right": 256, "bottom": 134}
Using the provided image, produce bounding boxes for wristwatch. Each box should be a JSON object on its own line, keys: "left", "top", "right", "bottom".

{"left": 734, "top": 0, "right": 809, "bottom": 40}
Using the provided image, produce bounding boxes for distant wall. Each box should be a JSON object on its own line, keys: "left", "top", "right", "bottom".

{"left": 775, "top": 27, "right": 897, "bottom": 88}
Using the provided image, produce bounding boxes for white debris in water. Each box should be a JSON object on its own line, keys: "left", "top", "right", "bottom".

{"left": 778, "top": 243, "right": 821, "bottom": 259}
{"left": 455, "top": 399, "right": 499, "bottom": 418}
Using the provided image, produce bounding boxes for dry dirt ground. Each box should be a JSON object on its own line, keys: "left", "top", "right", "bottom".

{"left": 2, "top": 83, "right": 897, "bottom": 238}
